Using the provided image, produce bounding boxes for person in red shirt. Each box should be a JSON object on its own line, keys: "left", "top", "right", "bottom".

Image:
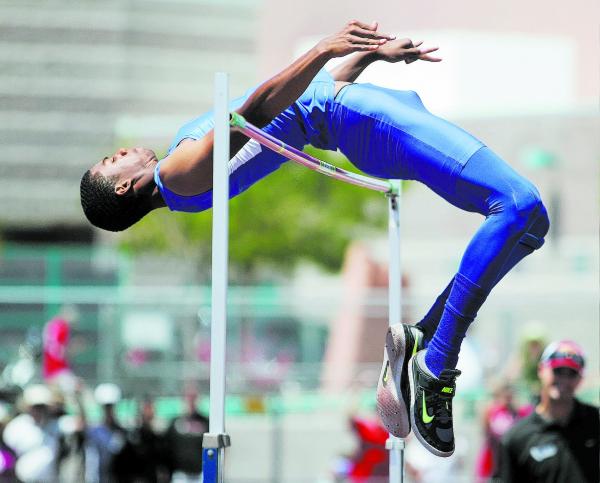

{"left": 42, "top": 309, "right": 78, "bottom": 392}
{"left": 43, "top": 316, "right": 70, "bottom": 380}
{"left": 476, "top": 382, "right": 531, "bottom": 481}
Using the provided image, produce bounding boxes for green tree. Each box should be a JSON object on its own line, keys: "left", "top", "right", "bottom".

{"left": 121, "top": 148, "right": 393, "bottom": 279}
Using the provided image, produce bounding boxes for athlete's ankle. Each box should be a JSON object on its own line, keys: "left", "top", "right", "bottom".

{"left": 423, "top": 347, "right": 458, "bottom": 379}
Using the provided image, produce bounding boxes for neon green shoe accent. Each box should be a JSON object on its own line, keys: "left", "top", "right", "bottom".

{"left": 382, "top": 362, "right": 389, "bottom": 385}
{"left": 411, "top": 332, "right": 420, "bottom": 357}
{"left": 441, "top": 387, "right": 453, "bottom": 394}
{"left": 422, "top": 393, "right": 435, "bottom": 424}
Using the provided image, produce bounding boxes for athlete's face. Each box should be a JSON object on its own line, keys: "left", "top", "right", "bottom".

{"left": 90, "top": 147, "right": 157, "bottom": 194}
{"left": 538, "top": 364, "right": 582, "bottom": 402}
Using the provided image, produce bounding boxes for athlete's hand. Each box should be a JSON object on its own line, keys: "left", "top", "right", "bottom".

{"left": 317, "top": 20, "right": 395, "bottom": 58}
{"left": 374, "top": 38, "right": 442, "bottom": 64}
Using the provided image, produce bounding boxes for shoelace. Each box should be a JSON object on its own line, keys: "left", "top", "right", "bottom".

{"left": 439, "top": 368, "right": 461, "bottom": 383}
{"left": 428, "top": 369, "right": 461, "bottom": 424}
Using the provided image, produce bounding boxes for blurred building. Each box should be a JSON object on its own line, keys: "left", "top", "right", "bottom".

{"left": 0, "top": 0, "right": 259, "bottom": 236}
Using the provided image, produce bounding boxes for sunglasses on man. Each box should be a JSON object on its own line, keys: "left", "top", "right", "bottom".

{"left": 552, "top": 367, "right": 580, "bottom": 379}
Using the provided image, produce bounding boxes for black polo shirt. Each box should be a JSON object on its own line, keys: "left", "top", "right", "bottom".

{"left": 498, "top": 399, "right": 599, "bottom": 483}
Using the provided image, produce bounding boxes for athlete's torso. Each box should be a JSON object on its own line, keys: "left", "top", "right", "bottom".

{"left": 155, "top": 69, "right": 336, "bottom": 213}
{"left": 155, "top": 71, "right": 484, "bottom": 213}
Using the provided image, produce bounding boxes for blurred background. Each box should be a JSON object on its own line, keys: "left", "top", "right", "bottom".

{"left": 0, "top": 0, "right": 597, "bottom": 481}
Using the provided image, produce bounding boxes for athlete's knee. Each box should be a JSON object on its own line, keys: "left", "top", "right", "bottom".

{"left": 496, "top": 183, "right": 545, "bottom": 234}
{"left": 532, "top": 201, "right": 550, "bottom": 239}
{"left": 510, "top": 191, "right": 549, "bottom": 251}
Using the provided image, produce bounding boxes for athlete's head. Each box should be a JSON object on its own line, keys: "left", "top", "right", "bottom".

{"left": 80, "top": 147, "right": 158, "bottom": 232}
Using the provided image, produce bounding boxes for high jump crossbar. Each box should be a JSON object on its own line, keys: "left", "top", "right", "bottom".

{"left": 229, "top": 112, "right": 398, "bottom": 196}
{"left": 202, "top": 73, "right": 405, "bottom": 483}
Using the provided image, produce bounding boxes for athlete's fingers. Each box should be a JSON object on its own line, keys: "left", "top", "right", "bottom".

{"left": 403, "top": 45, "right": 434, "bottom": 64}
{"left": 417, "top": 46, "right": 441, "bottom": 62}
{"left": 347, "top": 19, "right": 394, "bottom": 38}
{"left": 405, "top": 48, "right": 442, "bottom": 63}
{"left": 347, "top": 34, "right": 388, "bottom": 45}
{"left": 350, "top": 28, "right": 394, "bottom": 42}
{"left": 419, "top": 54, "right": 442, "bottom": 62}
{"left": 349, "top": 27, "right": 391, "bottom": 42}
{"left": 403, "top": 47, "right": 425, "bottom": 57}
{"left": 347, "top": 19, "right": 376, "bottom": 30}
{"left": 348, "top": 23, "right": 395, "bottom": 40}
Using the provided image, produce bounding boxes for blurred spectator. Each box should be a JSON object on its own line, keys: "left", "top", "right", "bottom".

{"left": 506, "top": 323, "right": 547, "bottom": 402}
{"left": 129, "top": 397, "right": 168, "bottom": 482}
{"left": 499, "top": 340, "right": 599, "bottom": 483}
{"left": 55, "top": 383, "right": 87, "bottom": 482}
{"left": 331, "top": 413, "right": 392, "bottom": 482}
{"left": 3, "top": 384, "right": 61, "bottom": 482}
{"left": 0, "top": 403, "right": 16, "bottom": 481}
{"left": 475, "top": 382, "right": 531, "bottom": 482}
{"left": 84, "top": 383, "right": 134, "bottom": 483}
{"left": 163, "top": 386, "right": 208, "bottom": 483}
{"left": 1, "top": 328, "right": 42, "bottom": 388}
{"left": 347, "top": 415, "right": 389, "bottom": 482}
{"left": 42, "top": 309, "right": 78, "bottom": 394}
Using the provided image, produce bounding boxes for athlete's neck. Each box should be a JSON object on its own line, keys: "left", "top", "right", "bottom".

{"left": 132, "top": 160, "right": 166, "bottom": 209}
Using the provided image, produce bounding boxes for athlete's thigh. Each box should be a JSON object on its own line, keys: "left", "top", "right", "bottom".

{"left": 451, "top": 147, "right": 541, "bottom": 216}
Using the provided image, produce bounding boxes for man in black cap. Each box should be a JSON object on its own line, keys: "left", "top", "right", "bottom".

{"left": 499, "top": 340, "right": 599, "bottom": 483}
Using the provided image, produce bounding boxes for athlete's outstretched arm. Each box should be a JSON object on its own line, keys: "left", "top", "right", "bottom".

{"left": 161, "top": 20, "right": 394, "bottom": 196}
{"left": 330, "top": 37, "right": 442, "bottom": 82}
{"left": 237, "top": 20, "right": 395, "bottom": 126}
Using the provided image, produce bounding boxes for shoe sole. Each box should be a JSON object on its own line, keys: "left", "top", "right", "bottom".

{"left": 376, "top": 325, "right": 410, "bottom": 438}
{"left": 408, "top": 355, "right": 454, "bottom": 457}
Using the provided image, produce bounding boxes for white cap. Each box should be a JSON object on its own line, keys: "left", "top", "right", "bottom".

{"left": 94, "top": 383, "right": 122, "bottom": 405}
{"left": 3, "top": 414, "right": 43, "bottom": 455}
{"left": 22, "top": 384, "right": 52, "bottom": 407}
{"left": 15, "top": 446, "right": 54, "bottom": 481}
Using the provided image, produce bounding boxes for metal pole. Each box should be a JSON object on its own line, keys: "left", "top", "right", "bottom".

{"left": 202, "top": 72, "right": 231, "bottom": 483}
{"left": 386, "top": 180, "right": 405, "bottom": 482}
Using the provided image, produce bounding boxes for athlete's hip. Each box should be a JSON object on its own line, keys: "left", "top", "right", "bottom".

{"left": 328, "top": 83, "right": 484, "bottom": 180}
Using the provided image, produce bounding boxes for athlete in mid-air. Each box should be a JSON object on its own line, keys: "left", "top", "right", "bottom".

{"left": 80, "top": 20, "right": 549, "bottom": 457}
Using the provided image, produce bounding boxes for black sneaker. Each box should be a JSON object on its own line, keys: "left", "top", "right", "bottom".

{"left": 376, "top": 324, "right": 424, "bottom": 437}
{"left": 408, "top": 350, "right": 460, "bottom": 457}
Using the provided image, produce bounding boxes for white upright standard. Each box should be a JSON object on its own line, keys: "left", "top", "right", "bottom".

{"left": 386, "top": 180, "right": 406, "bottom": 483}
{"left": 202, "top": 72, "right": 231, "bottom": 483}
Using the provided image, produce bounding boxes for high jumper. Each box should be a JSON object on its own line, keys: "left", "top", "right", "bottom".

{"left": 80, "top": 20, "right": 549, "bottom": 457}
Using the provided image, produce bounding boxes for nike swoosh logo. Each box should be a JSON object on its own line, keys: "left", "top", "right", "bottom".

{"left": 382, "top": 362, "right": 389, "bottom": 385}
{"left": 422, "top": 393, "right": 434, "bottom": 424}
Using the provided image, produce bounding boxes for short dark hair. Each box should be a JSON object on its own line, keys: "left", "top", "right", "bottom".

{"left": 80, "top": 170, "right": 151, "bottom": 232}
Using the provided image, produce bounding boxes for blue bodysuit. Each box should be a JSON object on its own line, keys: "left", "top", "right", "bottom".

{"left": 155, "top": 69, "right": 549, "bottom": 377}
